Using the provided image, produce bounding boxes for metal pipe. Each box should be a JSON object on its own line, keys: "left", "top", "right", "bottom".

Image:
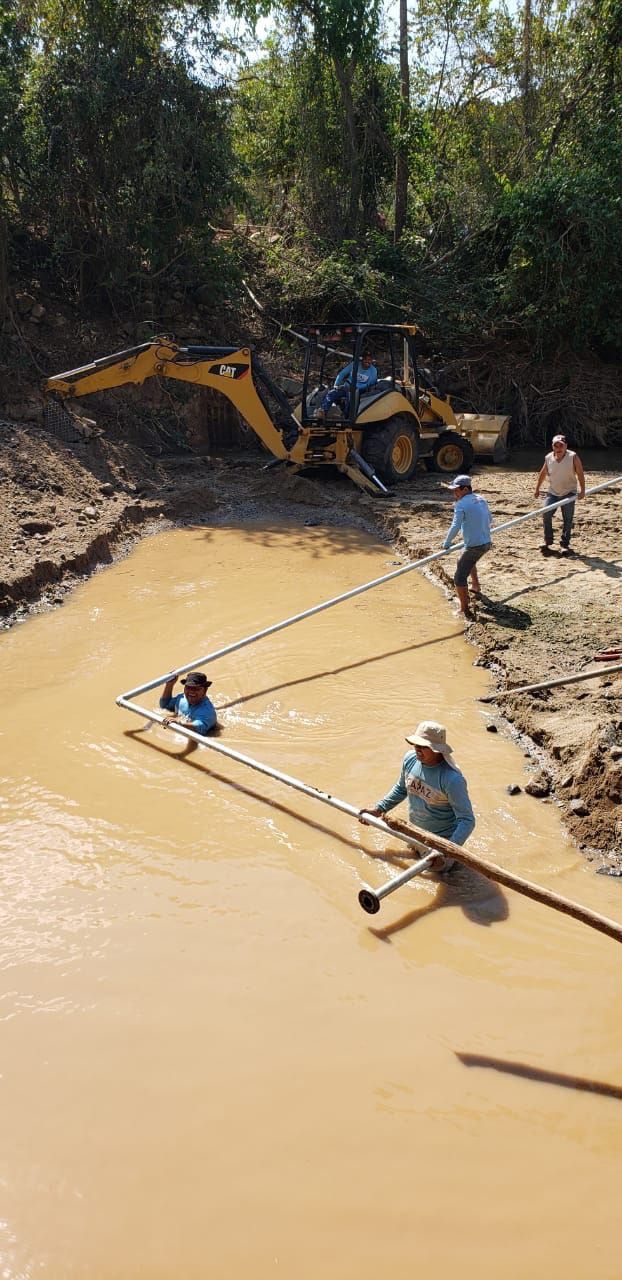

{"left": 358, "top": 854, "right": 438, "bottom": 914}
{"left": 479, "top": 662, "right": 622, "bottom": 702}
{"left": 117, "top": 695, "right": 430, "bottom": 851}
{"left": 118, "top": 697, "right": 622, "bottom": 943}
{"left": 119, "top": 475, "right": 622, "bottom": 701}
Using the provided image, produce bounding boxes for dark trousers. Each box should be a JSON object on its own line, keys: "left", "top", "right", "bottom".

{"left": 320, "top": 386, "right": 351, "bottom": 416}
{"left": 543, "top": 492, "right": 576, "bottom": 546}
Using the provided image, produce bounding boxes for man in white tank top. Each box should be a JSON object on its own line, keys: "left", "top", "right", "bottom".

{"left": 535, "top": 434, "right": 586, "bottom": 553}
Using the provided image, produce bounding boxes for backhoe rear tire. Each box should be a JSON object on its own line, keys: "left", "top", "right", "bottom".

{"left": 427, "top": 430, "right": 474, "bottom": 474}
{"left": 360, "top": 415, "right": 419, "bottom": 484}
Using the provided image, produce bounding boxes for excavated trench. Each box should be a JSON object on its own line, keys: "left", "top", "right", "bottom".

{"left": 1, "top": 514, "right": 622, "bottom": 1278}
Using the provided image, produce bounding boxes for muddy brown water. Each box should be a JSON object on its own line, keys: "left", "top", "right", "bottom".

{"left": 1, "top": 523, "right": 621, "bottom": 1279}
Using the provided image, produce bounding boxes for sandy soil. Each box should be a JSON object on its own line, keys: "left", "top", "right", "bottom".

{"left": 0, "top": 415, "right": 620, "bottom": 865}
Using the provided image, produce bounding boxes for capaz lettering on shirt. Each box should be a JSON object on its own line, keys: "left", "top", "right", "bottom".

{"left": 405, "top": 772, "right": 447, "bottom": 807}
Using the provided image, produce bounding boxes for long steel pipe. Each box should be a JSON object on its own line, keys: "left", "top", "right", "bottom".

{"left": 116, "top": 696, "right": 430, "bottom": 854}
{"left": 116, "top": 698, "right": 622, "bottom": 943}
{"left": 119, "top": 476, "right": 622, "bottom": 701}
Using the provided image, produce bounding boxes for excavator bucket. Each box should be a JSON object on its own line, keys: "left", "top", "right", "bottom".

{"left": 456, "top": 412, "right": 510, "bottom": 463}
{"left": 43, "top": 395, "right": 94, "bottom": 444}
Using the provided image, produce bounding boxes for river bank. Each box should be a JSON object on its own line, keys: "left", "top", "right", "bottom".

{"left": 1, "top": 417, "right": 620, "bottom": 864}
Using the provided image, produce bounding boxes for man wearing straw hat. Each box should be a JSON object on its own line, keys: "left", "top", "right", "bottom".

{"left": 359, "top": 721, "right": 475, "bottom": 872}
{"left": 159, "top": 671, "right": 217, "bottom": 735}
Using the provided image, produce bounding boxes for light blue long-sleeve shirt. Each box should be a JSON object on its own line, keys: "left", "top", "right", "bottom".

{"left": 443, "top": 491, "right": 492, "bottom": 549}
{"left": 334, "top": 361, "right": 378, "bottom": 391}
{"left": 158, "top": 692, "right": 216, "bottom": 734}
{"left": 376, "top": 751, "right": 475, "bottom": 845}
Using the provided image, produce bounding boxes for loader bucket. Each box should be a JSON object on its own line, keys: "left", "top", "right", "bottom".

{"left": 456, "top": 413, "right": 510, "bottom": 463}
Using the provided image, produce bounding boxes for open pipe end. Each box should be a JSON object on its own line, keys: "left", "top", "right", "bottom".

{"left": 358, "top": 887, "right": 381, "bottom": 915}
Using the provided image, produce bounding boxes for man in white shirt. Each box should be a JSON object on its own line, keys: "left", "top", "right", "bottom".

{"left": 535, "top": 435, "right": 586, "bottom": 554}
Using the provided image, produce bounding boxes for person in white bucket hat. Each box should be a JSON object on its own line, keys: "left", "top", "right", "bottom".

{"left": 359, "top": 721, "right": 475, "bottom": 872}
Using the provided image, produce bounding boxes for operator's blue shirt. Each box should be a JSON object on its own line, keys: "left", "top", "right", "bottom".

{"left": 376, "top": 752, "right": 475, "bottom": 845}
{"left": 158, "top": 692, "right": 217, "bottom": 735}
{"left": 334, "top": 361, "right": 378, "bottom": 392}
{"left": 443, "top": 491, "right": 491, "bottom": 549}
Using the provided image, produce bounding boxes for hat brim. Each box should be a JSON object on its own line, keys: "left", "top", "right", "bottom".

{"left": 405, "top": 734, "right": 453, "bottom": 754}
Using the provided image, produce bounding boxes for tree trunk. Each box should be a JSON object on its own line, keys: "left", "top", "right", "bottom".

{"left": 333, "top": 57, "right": 363, "bottom": 237}
{"left": 394, "top": 0, "right": 409, "bottom": 242}
{"left": 0, "top": 210, "right": 8, "bottom": 322}
{"left": 522, "top": 0, "right": 536, "bottom": 163}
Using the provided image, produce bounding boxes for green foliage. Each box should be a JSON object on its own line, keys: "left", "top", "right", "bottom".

{"left": 0, "top": 3, "right": 31, "bottom": 212}
{"left": 489, "top": 158, "right": 622, "bottom": 350}
{"left": 6, "top": 0, "right": 234, "bottom": 301}
{"left": 234, "top": 42, "right": 395, "bottom": 239}
{"left": 2, "top": 0, "right": 621, "bottom": 368}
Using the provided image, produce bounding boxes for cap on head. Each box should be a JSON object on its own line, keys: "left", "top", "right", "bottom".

{"left": 181, "top": 671, "right": 212, "bottom": 689}
{"left": 446, "top": 474, "right": 472, "bottom": 490}
{"left": 405, "top": 720, "right": 454, "bottom": 758}
{"left": 552, "top": 435, "right": 566, "bottom": 445}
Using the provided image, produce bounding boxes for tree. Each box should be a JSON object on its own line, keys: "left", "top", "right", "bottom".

{"left": 394, "top": 0, "right": 409, "bottom": 241}
{"left": 5, "top": 0, "right": 234, "bottom": 300}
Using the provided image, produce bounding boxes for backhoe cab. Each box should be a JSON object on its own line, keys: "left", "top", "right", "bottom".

{"left": 43, "top": 324, "right": 508, "bottom": 496}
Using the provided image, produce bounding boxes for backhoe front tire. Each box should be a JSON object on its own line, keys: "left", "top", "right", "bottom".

{"left": 361, "top": 415, "right": 419, "bottom": 484}
{"left": 427, "top": 430, "right": 474, "bottom": 474}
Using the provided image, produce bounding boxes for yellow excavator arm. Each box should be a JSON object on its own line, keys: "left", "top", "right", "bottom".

{"left": 44, "top": 339, "right": 291, "bottom": 461}
{"left": 45, "top": 326, "right": 508, "bottom": 489}
{"left": 44, "top": 338, "right": 391, "bottom": 494}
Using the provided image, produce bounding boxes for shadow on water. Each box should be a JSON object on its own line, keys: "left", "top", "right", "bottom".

{"left": 455, "top": 1052, "right": 622, "bottom": 1101}
{"left": 367, "top": 864, "right": 509, "bottom": 942}
{"left": 124, "top": 731, "right": 506, "bottom": 939}
{"left": 219, "top": 630, "right": 466, "bottom": 710}
{"left": 125, "top": 727, "right": 389, "bottom": 859}
{"left": 194, "top": 517, "right": 398, "bottom": 561}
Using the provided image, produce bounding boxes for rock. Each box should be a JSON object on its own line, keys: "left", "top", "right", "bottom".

{"left": 84, "top": 506, "right": 98, "bottom": 519}
{"left": 7, "top": 401, "right": 42, "bottom": 424}
{"left": 20, "top": 519, "right": 54, "bottom": 535}
{"left": 569, "top": 797, "right": 589, "bottom": 817}
{"left": 100, "top": 482, "right": 115, "bottom": 497}
{"left": 485, "top": 722, "right": 498, "bottom": 733}
{"left": 610, "top": 746, "right": 622, "bottom": 760}
{"left": 525, "top": 770, "right": 551, "bottom": 797}
{"left": 506, "top": 784, "right": 521, "bottom": 795}
{"left": 31, "top": 302, "right": 45, "bottom": 320}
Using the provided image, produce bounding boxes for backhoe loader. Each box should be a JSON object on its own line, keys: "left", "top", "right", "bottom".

{"left": 43, "top": 323, "right": 509, "bottom": 495}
